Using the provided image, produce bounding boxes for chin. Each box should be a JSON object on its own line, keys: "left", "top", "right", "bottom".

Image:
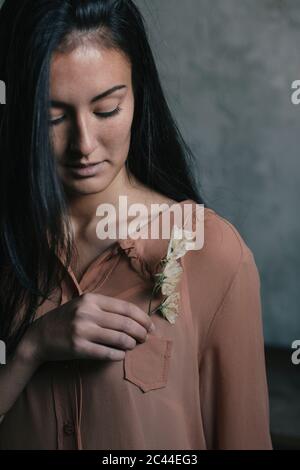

{"left": 63, "top": 175, "right": 110, "bottom": 196}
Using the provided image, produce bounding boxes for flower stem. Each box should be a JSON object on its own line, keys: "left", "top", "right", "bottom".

{"left": 147, "top": 258, "right": 167, "bottom": 317}
{"left": 148, "top": 279, "right": 162, "bottom": 316}
{"left": 147, "top": 297, "right": 152, "bottom": 316}
{"left": 149, "top": 303, "right": 162, "bottom": 316}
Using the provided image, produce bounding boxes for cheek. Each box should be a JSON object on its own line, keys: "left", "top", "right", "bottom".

{"left": 50, "top": 127, "right": 67, "bottom": 158}
{"left": 102, "top": 110, "right": 134, "bottom": 151}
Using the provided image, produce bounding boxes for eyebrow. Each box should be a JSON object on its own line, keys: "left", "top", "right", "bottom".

{"left": 50, "top": 84, "right": 127, "bottom": 107}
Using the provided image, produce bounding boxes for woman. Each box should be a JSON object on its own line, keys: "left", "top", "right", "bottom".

{"left": 0, "top": 0, "right": 272, "bottom": 450}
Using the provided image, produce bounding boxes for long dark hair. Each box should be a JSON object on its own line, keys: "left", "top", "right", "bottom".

{"left": 0, "top": 0, "right": 208, "bottom": 357}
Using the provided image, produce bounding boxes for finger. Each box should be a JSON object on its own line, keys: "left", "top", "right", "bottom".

{"left": 82, "top": 322, "right": 138, "bottom": 350}
{"left": 85, "top": 310, "right": 148, "bottom": 343}
{"left": 97, "top": 310, "right": 149, "bottom": 343}
{"left": 84, "top": 293, "right": 155, "bottom": 333}
{"left": 74, "top": 339, "right": 126, "bottom": 362}
{"left": 74, "top": 305, "right": 148, "bottom": 343}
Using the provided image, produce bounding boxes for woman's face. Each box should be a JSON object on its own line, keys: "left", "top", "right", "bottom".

{"left": 49, "top": 43, "right": 135, "bottom": 196}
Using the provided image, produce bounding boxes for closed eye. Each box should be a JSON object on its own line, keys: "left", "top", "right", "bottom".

{"left": 94, "top": 105, "right": 122, "bottom": 119}
{"left": 49, "top": 115, "right": 65, "bottom": 126}
{"left": 49, "top": 106, "right": 122, "bottom": 126}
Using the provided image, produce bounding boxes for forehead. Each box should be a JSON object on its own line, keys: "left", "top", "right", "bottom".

{"left": 49, "top": 45, "right": 131, "bottom": 101}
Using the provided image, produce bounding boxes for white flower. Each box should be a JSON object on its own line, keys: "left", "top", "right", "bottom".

{"left": 167, "top": 224, "right": 197, "bottom": 258}
{"left": 159, "top": 292, "right": 180, "bottom": 324}
{"left": 148, "top": 224, "right": 195, "bottom": 324}
{"left": 161, "top": 257, "right": 183, "bottom": 296}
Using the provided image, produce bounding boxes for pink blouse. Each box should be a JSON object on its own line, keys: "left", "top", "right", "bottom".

{"left": 0, "top": 199, "right": 273, "bottom": 450}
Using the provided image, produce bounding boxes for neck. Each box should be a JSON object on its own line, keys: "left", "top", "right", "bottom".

{"left": 65, "top": 168, "right": 149, "bottom": 234}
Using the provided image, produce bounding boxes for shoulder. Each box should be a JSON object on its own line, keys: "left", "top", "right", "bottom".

{"left": 183, "top": 201, "right": 254, "bottom": 276}
{"left": 118, "top": 198, "right": 258, "bottom": 292}
{"left": 181, "top": 201, "right": 260, "bottom": 324}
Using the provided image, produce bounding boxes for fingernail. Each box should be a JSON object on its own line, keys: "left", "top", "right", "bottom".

{"left": 149, "top": 323, "right": 155, "bottom": 332}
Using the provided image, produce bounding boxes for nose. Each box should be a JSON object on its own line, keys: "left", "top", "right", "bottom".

{"left": 69, "top": 112, "right": 98, "bottom": 158}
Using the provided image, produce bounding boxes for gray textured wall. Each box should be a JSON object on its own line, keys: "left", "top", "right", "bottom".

{"left": 135, "top": 0, "right": 300, "bottom": 347}
{"left": 1, "top": 0, "right": 299, "bottom": 347}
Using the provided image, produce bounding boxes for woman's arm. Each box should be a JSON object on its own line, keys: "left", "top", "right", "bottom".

{"left": 0, "top": 292, "right": 153, "bottom": 419}
{"left": 199, "top": 246, "right": 273, "bottom": 449}
{"left": 182, "top": 204, "right": 272, "bottom": 449}
{"left": 0, "top": 335, "right": 42, "bottom": 417}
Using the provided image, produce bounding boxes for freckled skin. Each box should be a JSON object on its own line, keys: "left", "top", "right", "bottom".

{"left": 49, "top": 45, "right": 135, "bottom": 197}
{"left": 48, "top": 42, "right": 173, "bottom": 272}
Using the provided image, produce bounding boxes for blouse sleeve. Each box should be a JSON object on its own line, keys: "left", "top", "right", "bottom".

{"left": 198, "top": 246, "right": 273, "bottom": 450}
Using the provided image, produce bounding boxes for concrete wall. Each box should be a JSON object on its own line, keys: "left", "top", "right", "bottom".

{"left": 136, "top": 0, "right": 300, "bottom": 347}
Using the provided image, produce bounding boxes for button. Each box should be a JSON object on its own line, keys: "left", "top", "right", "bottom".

{"left": 63, "top": 421, "right": 75, "bottom": 435}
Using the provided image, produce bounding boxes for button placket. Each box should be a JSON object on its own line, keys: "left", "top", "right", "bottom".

{"left": 63, "top": 421, "right": 75, "bottom": 436}
{"left": 80, "top": 251, "right": 121, "bottom": 294}
{"left": 51, "top": 364, "right": 78, "bottom": 450}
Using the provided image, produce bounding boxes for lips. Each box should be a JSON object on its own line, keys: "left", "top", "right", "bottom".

{"left": 65, "top": 161, "right": 103, "bottom": 168}
{"left": 65, "top": 160, "right": 107, "bottom": 178}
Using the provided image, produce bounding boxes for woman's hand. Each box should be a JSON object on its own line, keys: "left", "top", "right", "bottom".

{"left": 21, "top": 293, "right": 156, "bottom": 365}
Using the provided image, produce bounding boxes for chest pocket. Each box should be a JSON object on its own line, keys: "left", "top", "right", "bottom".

{"left": 124, "top": 335, "right": 173, "bottom": 393}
